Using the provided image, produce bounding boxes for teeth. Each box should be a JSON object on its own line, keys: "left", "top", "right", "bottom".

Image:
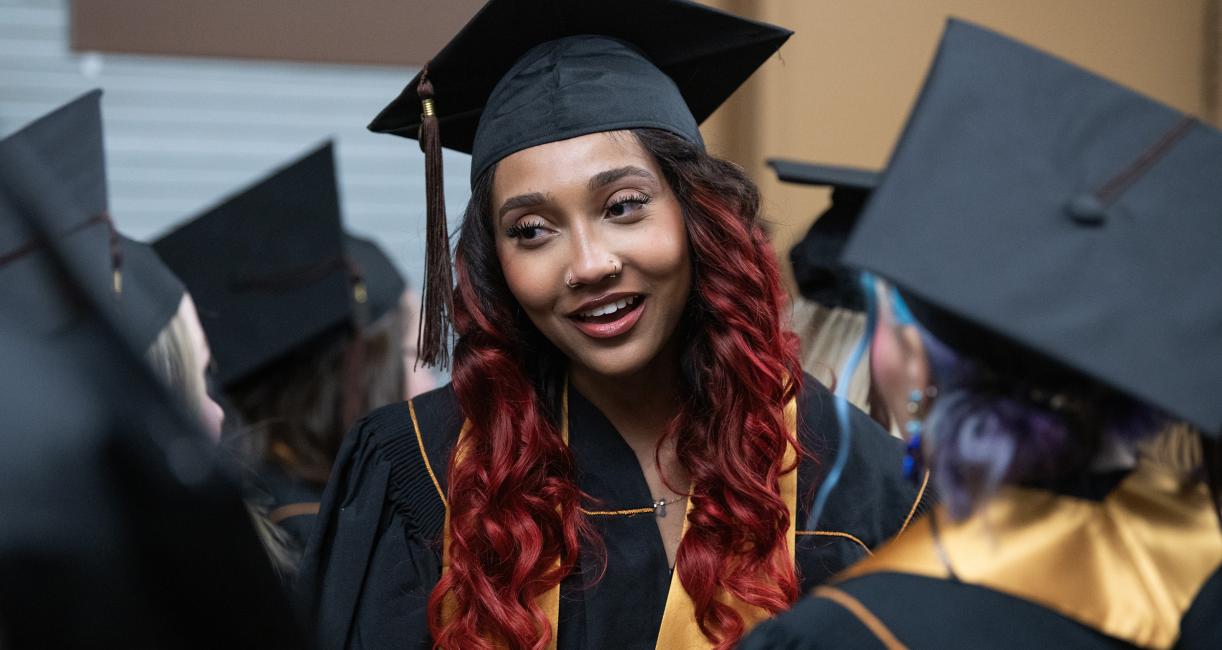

{"left": 579, "top": 295, "right": 637, "bottom": 319}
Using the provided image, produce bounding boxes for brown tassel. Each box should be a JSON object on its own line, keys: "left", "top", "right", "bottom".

{"left": 415, "top": 66, "right": 453, "bottom": 369}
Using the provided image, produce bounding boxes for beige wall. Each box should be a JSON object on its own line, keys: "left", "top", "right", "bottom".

{"left": 699, "top": 0, "right": 1216, "bottom": 290}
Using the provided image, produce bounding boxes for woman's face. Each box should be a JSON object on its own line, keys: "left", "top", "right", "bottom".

{"left": 493, "top": 131, "right": 692, "bottom": 380}
{"left": 869, "top": 285, "right": 930, "bottom": 438}
{"left": 180, "top": 295, "right": 225, "bottom": 442}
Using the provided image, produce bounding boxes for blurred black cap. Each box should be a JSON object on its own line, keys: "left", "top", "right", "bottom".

{"left": 769, "top": 159, "right": 880, "bottom": 312}
{"left": 0, "top": 90, "right": 183, "bottom": 350}
{"left": 843, "top": 19, "right": 1222, "bottom": 436}
{"left": 345, "top": 232, "right": 407, "bottom": 328}
{"left": 155, "top": 143, "right": 404, "bottom": 388}
{"left": 369, "top": 0, "right": 792, "bottom": 184}
{"left": 0, "top": 115, "right": 303, "bottom": 649}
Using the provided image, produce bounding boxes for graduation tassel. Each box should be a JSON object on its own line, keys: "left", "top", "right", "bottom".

{"left": 415, "top": 67, "right": 453, "bottom": 369}
{"left": 103, "top": 212, "right": 124, "bottom": 295}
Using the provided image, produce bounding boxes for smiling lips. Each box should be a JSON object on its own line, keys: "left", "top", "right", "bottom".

{"left": 568, "top": 293, "right": 645, "bottom": 339}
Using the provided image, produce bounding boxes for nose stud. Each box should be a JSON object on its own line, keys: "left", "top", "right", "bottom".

{"left": 564, "top": 259, "right": 622, "bottom": 289}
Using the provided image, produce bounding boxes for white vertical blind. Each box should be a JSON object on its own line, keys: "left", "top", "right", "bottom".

{"left": 0, "top": 0, "right": 473, "bottom": 292}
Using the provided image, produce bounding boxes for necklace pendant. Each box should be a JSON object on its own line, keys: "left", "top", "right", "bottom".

{"left": 653, "top": 498, "right": 667, "bottom": 518}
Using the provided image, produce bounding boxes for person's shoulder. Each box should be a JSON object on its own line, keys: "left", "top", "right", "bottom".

{"left": 353, "top": 383, "right": 462, "bottom": 453}
{"left": 794, "top": 372, "right": 900, "bottom": 462}
{"left": 738, "top": 585, "right": 880, "bottom": 649}
{"left": 404, "top": 382, "right": 463, "bottom": 445}
{"left": 793, "top": 372, "right": 932, "bottom": 554}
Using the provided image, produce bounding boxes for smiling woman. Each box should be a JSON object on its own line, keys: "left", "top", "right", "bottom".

{"left": 298, "top": 2, "right": 931, "bottom": 649}
{"left": 493, "top": 132, "right": 691, "bottom": 382}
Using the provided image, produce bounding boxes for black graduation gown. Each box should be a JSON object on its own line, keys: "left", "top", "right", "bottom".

{"left": 298, "top": 373, "right": 932, "bottom": 649}
{"left": 249, "top": 461, "right": 326, "bottom": 564}
{"left": 740, "top": 467, "right": 1222, "bottom": 649}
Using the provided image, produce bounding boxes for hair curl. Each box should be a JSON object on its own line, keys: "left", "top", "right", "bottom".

{"left": 431, "top": 129, "right": 803, "bottom": 649}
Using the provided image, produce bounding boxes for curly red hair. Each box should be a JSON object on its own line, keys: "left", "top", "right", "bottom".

{"left": 429, "top": 129, "right": 803, "bottom": 649}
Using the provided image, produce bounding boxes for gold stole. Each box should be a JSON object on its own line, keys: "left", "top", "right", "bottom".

{"left": 836, "top": 459, "right": 1222, "bottom": 649}
{"left": 440, "top": 389, "right": 799, "bottom": 649}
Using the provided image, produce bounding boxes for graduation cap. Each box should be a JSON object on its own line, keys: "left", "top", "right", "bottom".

{"left": 346, "top": 232, "right": 407, "bottom": 328}
{"left": 0, "top": 112, "right": 303, "bottom": 649}
{"left": 154, "top": 143, "right": 405, "bottom": 388}
{"left": 369, "top": 0, "right": 792, "bottom": 367}
{"left": 768, "top": 159, "right": 880, "bottom": 311}
{"left": 842, "top": 19, "right": 1222, "bottom": 437}
{"left": 0, "top": 90, "right": 184, "bottom": 350}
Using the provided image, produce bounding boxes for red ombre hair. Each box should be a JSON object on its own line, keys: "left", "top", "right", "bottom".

{"left": 429, "top": 129, "right": 803, "bottom": 649}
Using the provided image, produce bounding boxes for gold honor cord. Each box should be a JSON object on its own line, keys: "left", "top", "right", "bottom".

{"left": 836, "top": 459, "right": 1222, "bottom": 649}
{"left": 436, "top": 388, "right": 799, "bottom": 649}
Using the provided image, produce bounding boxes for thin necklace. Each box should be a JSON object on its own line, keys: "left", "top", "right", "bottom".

{"left": 651, "top": 494, "right": 687, "bottom": 518}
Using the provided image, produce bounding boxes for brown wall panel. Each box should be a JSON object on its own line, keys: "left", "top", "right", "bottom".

{"left": 71, "top": 0, "right": 484, "bottom": 66}
{"left": 698, "top": 0, "right": 1211, "bottom": 291}
{"left": 1207, "top": 0, "right": 1222, "bottom": 125}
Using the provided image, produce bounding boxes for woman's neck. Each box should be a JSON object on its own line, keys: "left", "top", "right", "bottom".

{"left": 568, "top": 351, "right": 682, "bottom": 450}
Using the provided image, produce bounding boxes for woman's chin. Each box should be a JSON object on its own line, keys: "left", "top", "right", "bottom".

{"left": 567, "top": 342, "right": 662, "bottom": 382}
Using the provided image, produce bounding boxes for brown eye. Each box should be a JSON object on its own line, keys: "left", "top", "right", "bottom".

{"left": 606, "top": 193, "right": 650, "bottom": 218}
{"left": 506, "top": 221, "right": 546, "bottom": 240}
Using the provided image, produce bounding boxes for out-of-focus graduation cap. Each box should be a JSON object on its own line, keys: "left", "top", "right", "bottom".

{"left": 345, "top": 232, "right": 407, "bottom": 327}
{"left": 155, "top": 143, "right": 405, "bottom": 388}
{"left": 769, "top": 159, "right": 880, "bottom": 311}
{"left": 0, "top": 91, "right": 184, "bottom": 350}
{"left": 842, "top": 19, "right": 1222, "bottom": 436}
{"left": 0, "top": 107, "right": 302, "bottom": 649}
{"left": 368, "top": 0, "right": 792, "bottom": 367}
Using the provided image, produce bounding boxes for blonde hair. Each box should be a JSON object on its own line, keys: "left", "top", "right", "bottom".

{"left": 144, "top": 297, "right": 208, "bottom": 423}
{"left": 144, "top": 296, "right": 300, "bottom": 577}
{"left": 790, "top": 297, "right": 872, "bottom": 411}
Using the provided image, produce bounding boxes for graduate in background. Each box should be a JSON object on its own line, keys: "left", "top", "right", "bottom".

{"left": 0, "top": 90, "right": 301, "bottom": 649}
{"left": 769, "top": 160, "right": 888, "bottom": 425}
{"left": 0, "top": 91, "right": 225, "bottom": 441}
{"left": 742, "top": 19, "right": 1222, "bottom": 649}
{"left": 156, "top": 143, "right": 409, "bottom": 568}
{"left": 299, "top": 1, "right": 932, "bottom": 648}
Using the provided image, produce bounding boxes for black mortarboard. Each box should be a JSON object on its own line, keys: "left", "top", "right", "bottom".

{"left": 346, "top": 232, "right": 407, "bottom": 327}
{"left": 369, "top": 0, "right": 792, "bottom": 367}
{"left": 115, "top": 235, "right": 186, "bottom": 347}
{"left": 155, "top": 143, "right": 405, "bottom": 388}
{"left": 0, "top": 125, "right": 303, "bottom": 649}
{"left": 842, "top": 19, "right": 1222, "bottom": 436}
{"left": 769, "top": 160, "right": 880, "bottom": 311}
{"left": 0, "top": 90, "right": 183, "bottom": 350}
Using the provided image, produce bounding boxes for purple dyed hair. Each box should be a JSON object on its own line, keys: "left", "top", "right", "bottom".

{"left": 882, "top": 281, "right": 1168, "bottom": 519}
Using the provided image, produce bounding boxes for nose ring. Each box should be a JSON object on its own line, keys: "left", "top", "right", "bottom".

{"left": 565, "top": 260, "right": 622, "bottom": 289}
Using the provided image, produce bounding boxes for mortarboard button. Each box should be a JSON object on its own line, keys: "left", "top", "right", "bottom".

{"left": 1066, "top": 193, "right": 1107, "bottom": 225}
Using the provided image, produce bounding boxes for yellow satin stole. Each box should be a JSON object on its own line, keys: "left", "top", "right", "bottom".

{"left": 439, "top": 388, "right": 799, "bottom": 649}
{"left": 837, "top": 458, "right": 1222, "bottom": 649}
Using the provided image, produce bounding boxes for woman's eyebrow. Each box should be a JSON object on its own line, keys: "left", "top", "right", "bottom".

{"left": 498, "top": 192, "right": 548, "bottom": 220}
{"left": 588, "top": 165, "right": 655, "bottom": 191}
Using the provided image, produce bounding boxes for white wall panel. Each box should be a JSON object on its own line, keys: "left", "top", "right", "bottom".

{"left": 0, "top": 0, "right": 472, "bottom": 292}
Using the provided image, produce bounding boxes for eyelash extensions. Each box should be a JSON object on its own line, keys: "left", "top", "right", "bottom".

{"left": 505, "top": 194, "right": 653, "bottom": 240}
{"left": 505, "top": 220, "right": 547, "bottom": 239}
{"left": 608, "top": 193, "right": 651, "bottom": 217}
